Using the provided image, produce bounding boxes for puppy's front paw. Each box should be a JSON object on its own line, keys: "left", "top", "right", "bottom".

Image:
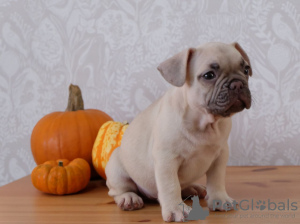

{"left": 114, "top": 192, "right": 144, "bottom": 211}
{"left": 206, "top": 191, "right": 236, "bottom": 211}
{"left": 162, "top": 204, "right": 192, "bottom": 222}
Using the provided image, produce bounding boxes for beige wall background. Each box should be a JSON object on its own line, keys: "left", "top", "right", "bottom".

{"left": 0, "top": 0, "right": 300, "bottom": 186}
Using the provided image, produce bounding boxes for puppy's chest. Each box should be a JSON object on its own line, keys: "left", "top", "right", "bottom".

{"left": 177, "top": 134, "right": 224, "bottom": 185}
{"left": 179, "top": 128, "right": 225, "bottom": 155}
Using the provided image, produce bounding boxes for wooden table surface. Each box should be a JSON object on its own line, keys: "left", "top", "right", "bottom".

{"left": 0, "top": 166, "right": 299, "bottom": 224}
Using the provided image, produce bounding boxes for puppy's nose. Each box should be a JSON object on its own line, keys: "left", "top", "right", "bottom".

{"left": 229, "top": 80, "right": 243, "bottom": 90}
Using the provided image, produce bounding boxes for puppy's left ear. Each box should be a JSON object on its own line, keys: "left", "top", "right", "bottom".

{"left": 157, "top": 48, "right": 195, "bottom": 87}
{"left": 232, "top": 42, "right": 252, "bottom": 76}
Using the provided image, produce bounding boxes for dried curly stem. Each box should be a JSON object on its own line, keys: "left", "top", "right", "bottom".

{"left": 66, "top": 84, "right": 84, "bottom": 111}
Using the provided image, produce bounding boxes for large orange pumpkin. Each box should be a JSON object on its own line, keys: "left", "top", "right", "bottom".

{"left": 92, "top": 121, "right": 129, "bottom": 179}
{"left": 31, "top": 84, "right": 113, "bottom": 177}
{"left": 31, "top": 158, "right": 91, "bottom": 195}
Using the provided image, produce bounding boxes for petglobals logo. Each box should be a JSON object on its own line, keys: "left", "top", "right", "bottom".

{"left": 179, "top": 196, "right": 298, "bottom": 222}
{"left": 212, "top": 199, "right": 298, "bottom": 211}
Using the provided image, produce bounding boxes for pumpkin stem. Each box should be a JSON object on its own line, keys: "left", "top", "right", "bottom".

{"left": 66, "top": 84, "right": 84, "bottom": 111}
{"left": 58, "top": 161, "right": 64, "bottom": 167}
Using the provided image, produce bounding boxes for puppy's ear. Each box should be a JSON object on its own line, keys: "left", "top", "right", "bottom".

{"left": 157, "top": 48, "right": 195, "bottom": 87}
{"left": 232, "top": 42, "right": 252, "bottom": 76}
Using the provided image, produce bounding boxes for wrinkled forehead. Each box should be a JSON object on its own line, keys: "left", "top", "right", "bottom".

{"left": 192, "top": 43, "right": 245, "bottom": 72}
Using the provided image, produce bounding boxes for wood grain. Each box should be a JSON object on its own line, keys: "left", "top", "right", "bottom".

{"left": 0, "top": 166, "right": 299, "bottom": 223}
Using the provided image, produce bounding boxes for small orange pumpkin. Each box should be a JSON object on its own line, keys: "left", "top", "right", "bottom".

{"left": 31, "top": 158, "right": 91, "bottom": 195}
{"left": 92, "top": 121, "right": 129, "bottom": 179}
{"left": 31, "top": 84, "right": 113, "bottom": 177}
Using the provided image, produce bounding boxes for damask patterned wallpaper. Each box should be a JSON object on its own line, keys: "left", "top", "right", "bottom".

{"left": 0, "top": 0, "right": 299, "bottom": 186}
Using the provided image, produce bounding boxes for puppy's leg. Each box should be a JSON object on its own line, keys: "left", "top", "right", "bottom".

{"left": 105, "top": 147, "right": 144, "bottom": 211}
{"left": 154, "top": 157, "right": 191, "bottom": 222}
{"left": 181, "top": 184, "right": 207, "bottom": 199}
{"left": 205, "top": 144, "right": 234, "bottom": 211}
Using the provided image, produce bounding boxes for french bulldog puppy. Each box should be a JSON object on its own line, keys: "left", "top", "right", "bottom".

{"left": 105, "top": 42, "right": 252, "bottom": 222}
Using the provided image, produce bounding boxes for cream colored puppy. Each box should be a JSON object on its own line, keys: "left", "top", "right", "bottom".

{"left": 105, "top": 42, "right": 252, "bottom": 222}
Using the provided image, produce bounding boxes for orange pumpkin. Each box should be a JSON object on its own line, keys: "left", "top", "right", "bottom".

{"left": 31, "top": 158, "right": 91, "bottom": 195}
{"left": 30, "top": 84, "right": 113, "bottom": 177}
{"left": 92, "top": 121, "right": 129, "bottom": 179}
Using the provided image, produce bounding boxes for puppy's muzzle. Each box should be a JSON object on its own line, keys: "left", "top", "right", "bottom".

{"left": 228, "top": 79, "right": 251, "bottom": 109}
{"left": 209, "top": 79, "right": 251, "bottom": 117}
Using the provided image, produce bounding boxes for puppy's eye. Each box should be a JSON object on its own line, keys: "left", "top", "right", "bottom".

{"left": 244, "top": 66, "right": 251, "bottom": 75}
{"left": 203, "top": 71, "right": 216, "bottom": 80}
